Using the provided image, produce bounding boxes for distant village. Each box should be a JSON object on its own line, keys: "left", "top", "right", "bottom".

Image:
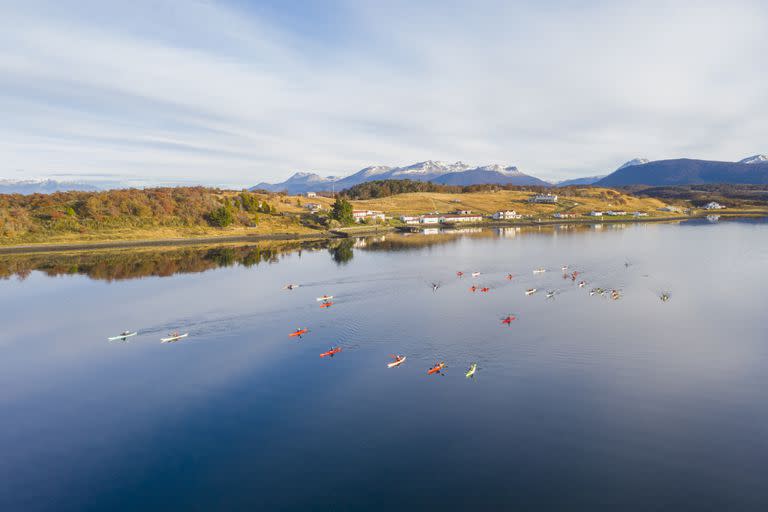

{"left": 300, "top": 192, "right": 724, "bottom": 225}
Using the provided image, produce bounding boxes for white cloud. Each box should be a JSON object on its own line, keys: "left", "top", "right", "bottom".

{"left": 1, "top": 0, "right": 766, "bottom": 185}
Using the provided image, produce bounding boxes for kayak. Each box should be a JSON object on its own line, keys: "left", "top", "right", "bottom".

{"left": 316, "top": 295, "right": 334, "bottom": 301}
{"left": 471, "top": 272, "right": 481, "bottom": 277}
{"left": 320, "top": 347, "right": 342, "bottom": 358}
{"left": 289, "top": 329, "right": 308, "bottom": 337}
{"left": 160, "top": 333, "right": 188, "bottom": 343}
{"left": 284, "top": 284, "right": 300, "bottom": 290}
{"left": 427, "top": 362, "right": 446, "bottom": 375}
{"left": 387, "top": 355, "right": 407, "bottom": 368}
{"left": 319, "top": 302, "right": 334, "bottom": 308}
{"left": 466, "top": 363, "right": 477, "bottom": 378}
{"left": 525, "top": 288, "right": 537, "bottom": 295}
{"left": 533, "top": 268, "right": 546, "bottom": 274}
{"left": 502, "top": 315, "right": 516, "bottom": 325}
{"left": 108, "top": 331, "right": 137, "bottom": 341}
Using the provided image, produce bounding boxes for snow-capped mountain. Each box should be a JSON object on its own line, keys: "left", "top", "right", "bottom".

{"left": 617, "top": 158, "right": 650, "bottom": 170}
{"left": 251, "top": 160, "right": 549, "bottom": 194}
{"left": 0, "top": 178, "right": 101, "bottom": 194}
{"left": 740, "top": 154, "right": 768, "bottom": 164}
{"left": 251, "top": 172, "right": 339, "bottom": 193}
{"left": 432, "top": 164, "right": 549, "bottom": 186}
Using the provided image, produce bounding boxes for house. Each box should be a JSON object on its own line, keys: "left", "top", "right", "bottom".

{"left": 352, "top": 210, "right": 385, "bottom": 223}
{"left": 704, "top": 201, "right": 724, "bottom": 210}
{"left": 493, "top": 210, "right": 522, "bottom": 220}
{"left": 400, "top": 215, "right": 421, "bottom": 225}
{"left": 305, "top": 203, "right": 323, "bottom": 212}
{"left": 553, "top": 212, "right": 575, "bottom": 219}
{"left": 439, "top": 214, "right": 484, "bottom": 223}
{"left": 305, "top": 192, "right": 317, "bottom": 198}
{"left": 453, "top": 210, "right": 473, "bottom": 215}
{"left": 632, "top": 212, "right": 648, "bottom": 217}
{"left": 605, "top": 211, "right": 627, "bottom": 216}
{"left": 588, "top": 211, "right": 603, "bottom": 217}
{"left": 529, "top": 193, "right": 558, "bottom": 204}
{"left": 419, "top": 215, "right": 440, "bottom": 224}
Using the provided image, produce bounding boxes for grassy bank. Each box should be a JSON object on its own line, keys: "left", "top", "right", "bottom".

{"left": 2, "top": 185, "right": 764, "bottom": 250}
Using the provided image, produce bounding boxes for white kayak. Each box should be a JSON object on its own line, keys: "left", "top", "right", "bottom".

{"left": 471, "top": 272, "right": 481, "bottom": 277}
{"left": 533, "top": 268, "right": 546, "bottom": 274}
{"left": 387, "top": 356, "right": 407, "bottom": 368}
{"left": 525, "top": 288, "right": 537, "bottom": 295}
{"left": 108, "top": 331, "right": 137, "bottom": 341}
{"left": 316, "top": 295, "right": 334, "bottom": 301}
{"left": 160, "top": 333, "right": 189, "bottom": 343}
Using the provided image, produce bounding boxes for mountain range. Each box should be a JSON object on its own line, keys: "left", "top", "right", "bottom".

{"left": 251, "top": 160, "right": 550, "bottom": 194}
{"left": 596, "top": 155, "right": 768, "bottom": 187}
{"left": 0, "top": 179, "right": 102, "bottom": 194}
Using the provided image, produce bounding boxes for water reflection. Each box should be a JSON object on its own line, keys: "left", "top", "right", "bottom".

{"left": 0, "top": 219, "right": 731, "bottom": 282}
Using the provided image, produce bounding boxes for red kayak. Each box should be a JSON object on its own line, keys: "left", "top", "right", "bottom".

{"left": 427, "top": 362, "right": 446, "bottom": 375}
{"left": 319, "top": 302, "right": 333, "bottom": 308}
{"left": 456, "top": 271, "right": 464, "bottom": 277}
{"left": 469, "top": 285, "right": 478, "bottom": 292}
{"left": 506, "top": 273, "right": 514, "bottom": 280}
{"left": 320, "top": 347, "right": 342, "bottom": 358}
{"left": 480, "top": 287, "right": 490, "bottom": 293}
{"left": 289, "top": 328, "right": 308, "bottom": 337}
{"left": 502, "top": 315, "right": 516, "bottom": 325}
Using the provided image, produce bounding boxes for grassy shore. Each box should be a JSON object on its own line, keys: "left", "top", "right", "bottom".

{"left": 1, "top": 187, "right": 765, "bottom": 252}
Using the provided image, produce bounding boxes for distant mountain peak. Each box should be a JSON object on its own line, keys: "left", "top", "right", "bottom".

{"left": 740, "top": 154, "right": 768, "bottom": 164}
{"left": 617, "top": 158, "right": 650, "bottom": 170}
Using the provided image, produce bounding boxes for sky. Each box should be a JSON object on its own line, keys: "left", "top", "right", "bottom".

{"left": 1, "top": 0, "right": 767, "bottom": 187}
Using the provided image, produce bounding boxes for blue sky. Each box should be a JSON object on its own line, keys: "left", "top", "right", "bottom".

{"left": 1, "top": 0, "right": 767, "bottom": 186}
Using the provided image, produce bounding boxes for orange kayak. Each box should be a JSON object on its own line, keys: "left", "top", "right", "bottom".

{"left": 427, "top": 362, "right": 445, "bottom": 375}
{"left": 289, "top": 329, "right": 308, "bottom": 337}
{"left": 320, "top": 347, "right": 342, "bottom": 358}
{"left": 319, "top": 302, "right": 333, "bottom": 308}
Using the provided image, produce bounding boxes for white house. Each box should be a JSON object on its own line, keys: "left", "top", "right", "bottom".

{"left": 493, "top": 210, "right": 522, "bottom": 220}
{"left": 440, "top": 214, "right": 484, "bottom": 223}
{"left": 419, "top": 215, "right": 440, "bottom": 224}
{"left": 704, "top": 201, "right": 724, "bottom": 210}
{"left": 553, "top": 212, "right": 575, "bottom": 219}
{"left": 453, "top": 209, "right": 473, "bottom": 215}
{"left": 400, "top": 215, "right": 421, "bottom": 225}
{"left": 352, "top": 210, "right": 385, "bottom": 223}
{"left": 530, "top": 193, "right": 558, "bottom": 204}
{"left": 588, "top": 211, "right": 603, "bottom": 217}
{"left": 632, "top": 212, "right": 649, "bottom": 217}
{"left": 305, "top": 191, "right": 317, "bottom": 198}
{"left": 605, "top": 211, "right": 627, "bottom": 216}
{"left": 305, "top": 203, "right": 323, "bottom": 212}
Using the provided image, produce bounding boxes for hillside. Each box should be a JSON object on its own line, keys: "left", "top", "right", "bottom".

{"left": 348, "top": 188, "right": 674, "bottom": 218}
{"left": 0, "top": 187, "right": 330, "bottom": 245}
{"left": 597, "top": 158, "right": 768, "bottom": 186}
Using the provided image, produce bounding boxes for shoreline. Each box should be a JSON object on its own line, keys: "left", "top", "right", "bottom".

{"left": 0, "top": 211, "right": 764, "bottom": 255}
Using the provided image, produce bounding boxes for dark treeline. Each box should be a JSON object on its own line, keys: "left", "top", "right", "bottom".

{"left": 623, "top": 184, "right": 768, "bottom": 207}
{"left": 339, "top": 179, "right": 553, "bottom": 199}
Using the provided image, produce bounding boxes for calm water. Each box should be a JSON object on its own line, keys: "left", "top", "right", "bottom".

{"left": 2, "top": 220, "right": 768, "bottom": 511}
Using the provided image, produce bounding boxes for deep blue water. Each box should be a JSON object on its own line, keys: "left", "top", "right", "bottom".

{"left": 2, "top": 219, "right": 768, "bottom": 511}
